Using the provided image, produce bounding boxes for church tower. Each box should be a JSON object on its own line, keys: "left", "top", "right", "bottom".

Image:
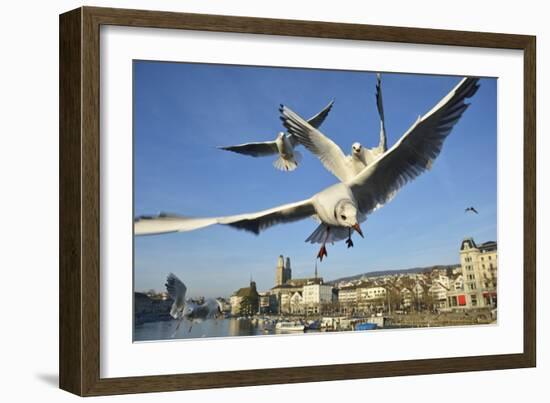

{"left": 284, "top": 257, "right": 292, "bottom": 284}
{"left": 275, "top": 255, "right": 285, "bottom": 286}
{"left": 275, "top": 255, "right": 292, "bottom": 286}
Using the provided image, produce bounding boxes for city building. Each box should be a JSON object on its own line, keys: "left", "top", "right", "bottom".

{"left": 269, "top": 255, "right": 335, "bottom": 314}
{"left": 400, "top": 287, "right": 413, "bottom": 308}
{"left": 230, "top": 280, "right": 259, "bottom": 315}
{"left": 338, "top": 285, "right": 358, "bottom": 314}
{"left": 289, "top": 291, "right": 304, "bottom": 314}
{"left": 229, "top": 238, "right": 498, "bottom": 318}
{"left": 428, "top": 281, "right": 450, "bottom": 309}
{"left": 356, "top": 284, "right": 387, "bottom": 312}
{"left": 134, "top": 292, "right": 173, "bottom": 324}
{"left": 258, "top": 292, "right": 277, "bottom": 314}
{"left": 447, "top": 238, "right": 498, "bottom": 309}
{"left": 302, "top": 281, "right": 334, "bottom": 314}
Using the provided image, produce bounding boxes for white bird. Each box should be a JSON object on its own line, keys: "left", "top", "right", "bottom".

{"left": 280, "top": 73, "right": 388, "bottom": 182}
{"left": 135, "top": 77, "right": 479, "bottom": 261}
{"left": 165, "top": 273, "right": 223, "bottom": 335}
{"left": 218, "top": 100, "right": 334, "bottom": 171}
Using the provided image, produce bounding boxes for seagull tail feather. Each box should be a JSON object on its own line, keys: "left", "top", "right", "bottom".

{"left": 273, "top": 155, "right": 299, "bottom": 171}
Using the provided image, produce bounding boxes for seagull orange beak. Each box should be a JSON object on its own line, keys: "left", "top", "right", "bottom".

{"left": 352, "top": 223, "right": 364, "bottom": 238}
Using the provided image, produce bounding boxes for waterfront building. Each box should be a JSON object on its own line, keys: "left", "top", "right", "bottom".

{"left": 258, "top": 292, "right": 277, "bottom": 314}
{"left": 362, "top": 286, "right": 387, "bottom": 300}
{"left": 302, "top": 281, "right": 333, "bottom": 314}
{"left": 134, "top": 292, "right": 173, "bottom": 324}
{"left": 400, "top": 287, "right": 413, "bottom": 308}
{"left": 356, "top": 284, "right": 387, "bottom": 312}
{"left": 446, "top": 238, "right": 497, "bottom": 309}
{"left": 338, "top": 285, "right": 357, "bottom": 314}
{"left": 432, "top": 273, "right": 450, "bottom": 289}
{"left": 270, "top": 255, "right": 332, "bottom": 314}
{"left": 289, "top": 291, "right": 304, "bottom": 314}
{"left": 230, "top": 280, "right": 259, "bottom": 315}
{"left": 412, "top": 282, "right": 425, "bottom": 299}
{"left": 455, "top": 238, "right": 498, "bottom": 308}
{"left": 271, "top": 283, "right": 302, "bottom": 314}
{"left": 428, "top": 281, "right": 450, "bottom": 309}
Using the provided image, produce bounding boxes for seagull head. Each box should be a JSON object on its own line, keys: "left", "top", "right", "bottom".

{"left": 277, "top": 132, "right": 286, "bottom": 139}
{"left": 351, "top": 142, "right": 362, "bottom": 156}
{"left": 335, "top": 200, "right": 364, "bottom": 237}
{"left": 182, "top": 304, "right": 194, "bottom": 319}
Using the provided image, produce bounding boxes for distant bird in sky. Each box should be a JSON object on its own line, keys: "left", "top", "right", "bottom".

{"left": 465, "top": 206, "right": 479, "bottom": 214}
{"left": 135, "top": 77, "right": 479, "bottom": 261}
{"left": 280, "top": 73, "right": 387, "bottom": 182}
{"left": 165, "top": 273, "right": 223, "bottom": 335}
{"left": 218, "top": 100, "right": 334, "bottom": 171}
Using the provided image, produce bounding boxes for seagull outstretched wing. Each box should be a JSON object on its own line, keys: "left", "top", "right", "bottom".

{"left": 218, "top": 141, "right": 278, "bottom": 157}
{"left": 165, "top": 273, "right": 187, "bottom": 318}
{"left": 280, "top": 105, "right": 351, "bottom": 181}
{"left": 304, "top": 99, "right": 335, "bottom": 129}
{"left": 349, "top": 77, "right": 480, "bottom": 215}
{"left": 374, "top": 73, "right": 387, "bottom": 153}
{"left": 218, "top": 100, "right": 334, "bottom": 157}
{"left": 135, "top": 198, "right": 316, "bottom": 236}
{"left": 361, "top": 73, "right": 388, "bottom": 165}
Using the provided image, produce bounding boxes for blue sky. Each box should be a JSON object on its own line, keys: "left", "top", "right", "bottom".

{"left": 133, "top": 60, "right": 497, "bottom": 298}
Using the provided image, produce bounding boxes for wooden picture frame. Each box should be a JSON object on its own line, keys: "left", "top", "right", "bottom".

{"left": 59, "top": 6, "right": 536, "bottom": 396}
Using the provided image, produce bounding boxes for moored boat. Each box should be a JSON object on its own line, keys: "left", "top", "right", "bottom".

{"left": 275, "top": 321, "right": 305, "bottom": 332}
{"left": 355, "top": 322, "right": 378, "bottom": 331}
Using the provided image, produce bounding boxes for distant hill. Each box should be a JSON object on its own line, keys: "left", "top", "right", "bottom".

{"left": 327, "top": 264, "right": 459, "bottom": 284}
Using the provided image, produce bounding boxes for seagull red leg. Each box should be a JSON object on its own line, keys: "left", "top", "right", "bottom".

{"left": 317, "top": 227, "right": 330, "bottom": 261}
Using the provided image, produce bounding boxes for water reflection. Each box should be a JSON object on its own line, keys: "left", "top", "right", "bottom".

{"left": 134, "top": 318, "right": 312, "bottom": 341}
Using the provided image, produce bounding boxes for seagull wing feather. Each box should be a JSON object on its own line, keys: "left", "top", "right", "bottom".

{"left": 280, "top": 105, "right": 351, "bottom": 181}
{"left": 306, "top": 99, "right": 335, "bottom": 129}
{"left": 218, "top": 141, "right": 278, "bottom": 157}
{"left": 194, "top": 298, "right": 223, "bottom": 319}
{"left": 375, "top": 73, "right": 388, "bottom": 153}
{"left": 165, "top": 273, "right": 187, "bottom": 316}
{"left": 135, "top": 198, "right": 316, "bottom": 236}
{"left": 349, "top": 77, "right": 480, "bottom": 215}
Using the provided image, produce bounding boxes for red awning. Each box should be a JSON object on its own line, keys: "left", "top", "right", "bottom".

{"left": 483, "top": 292, "right": 497, "bottom": 297}
{"left": 458, "top": 295, "right": 466, "bottom": 306}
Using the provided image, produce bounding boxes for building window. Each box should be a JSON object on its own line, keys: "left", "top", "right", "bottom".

{"left": 471, "top": 294, "right": 478, "bottom": 306}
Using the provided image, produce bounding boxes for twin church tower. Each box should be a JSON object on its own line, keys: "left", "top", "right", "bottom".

{"left": 275, "top": 255, "right": 292, "bottom": 286}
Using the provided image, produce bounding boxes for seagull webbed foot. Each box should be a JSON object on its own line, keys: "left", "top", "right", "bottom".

{"left": 317, "top": 245, "right": 328, "bottom": 261}
{"left": 346, "top": 238, "right": 354, "bottom": 248}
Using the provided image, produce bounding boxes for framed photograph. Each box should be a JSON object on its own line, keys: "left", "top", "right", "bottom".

{"left": 59, "top": 6, "right": 536, "bottom": 396}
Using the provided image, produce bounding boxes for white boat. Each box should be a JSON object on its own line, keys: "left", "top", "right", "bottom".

{"left": 275, "top": 321, "right": 305, "bottom": 332}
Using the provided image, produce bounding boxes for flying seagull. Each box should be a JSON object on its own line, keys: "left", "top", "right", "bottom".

{"left": 280, "top": 73, "right": 387, "bottom": 182}
{"left": 165, "top": 273, "right": 223, "bottom": 335}
{"left": 218, "top": 100, "right": 334, "bottom": 171}
{"left": 465, "top": 206, "right": 479, "bottom": 214}
{"left": 135, "top": 77, "right": 480, "bottom": 261}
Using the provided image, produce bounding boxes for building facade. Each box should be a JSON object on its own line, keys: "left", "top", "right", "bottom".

{"left": 448, "top": 238, "right": 498, "bottom": 309}
{"left": 229, "top": 280, "right": 259, "bottom": 315}
{"left": 302, "top": 282, "right": 333, "bottom": 314}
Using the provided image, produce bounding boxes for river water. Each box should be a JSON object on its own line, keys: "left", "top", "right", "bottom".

{"left": 134, "top": 318, "right": 318, "bottom": 341}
